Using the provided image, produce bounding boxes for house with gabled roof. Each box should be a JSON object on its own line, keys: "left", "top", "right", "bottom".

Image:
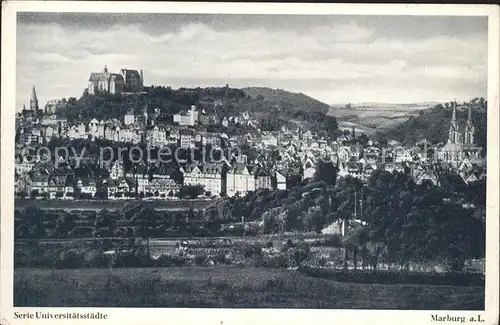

{"left": 415, "top": 169, "right": 439, "bottom": 186}
{"left": 101, "top": 179, "right": 118, "bottom": 198}
{"left": 458, "top": 157, "right": 473, "bottom": 172}
{"left": 76, "top": 178, "right": 97, "bottom": 197}
{"left": 182, "top": 163, "right": 226, "bottom": 197}
{"left": 254, "top": 166, "right": 272, "bottom": 190}
{"left": 15, "top": 155, "right": 35, "bottom": 174}
{"left": 226, "top": 164, "right": 255, "bottom": 197}
{"left": 275, "top": 170, "right": 288, "bottom": 190}
{"left": 302, "top": 156, "right": 317, "bottom": 181}
{"left": 15, "top": 172, "right": 32, "bottom": 194}
{"left": 31, "top": 174, "right": 50, "bottom": 193}
{"left": 148, "top": 178, "right": 180, "bottom": 197}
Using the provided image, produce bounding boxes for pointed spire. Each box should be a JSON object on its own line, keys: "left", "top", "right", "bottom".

{"left": 451, "top": 101, "right": 457, "bottom": 121}
{"left": 30, "top": 85, "right": 39, "bottom": 111}
{"left": 31, "top": 85, "right": 37, "bottom": 101}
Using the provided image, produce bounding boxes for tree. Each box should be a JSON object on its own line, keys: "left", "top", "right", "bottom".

{"left": 303, "top": 206, "right": 326, "bottom": 233}
{"left": 94, "top": 209, "right": 115, "bottom": 237}
{"left": 177, "top": 185, "right": 204, "bottom": 199}
{"left": 313, "top": 160, "right": 338, "bottom": 186}
{"left": 55, "top": 213, "right": 75, "bottom": 237}
{"left": 357, "top": 133, "right": 369, "bottom": 146}
{"left": 131, "top": 210, "right": 156, "bottom": 259}
{"left": 290, "top": 240, "right": 311, "bottom": 267}
{"left": 73, "top": 188, "right": 82, "bottom": 199}
{"left": 94, "top": 190, "right": 108, "bottom": 199}
{"left": 19, "top": 206, "right": 45, "bottom": 238}
{"left": 30, "top": 189, "right": 39, "bottom": 199}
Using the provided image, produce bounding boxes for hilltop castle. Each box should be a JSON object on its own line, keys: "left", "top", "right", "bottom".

{"left": 438, "top": 102, "right": 482, "bottom": 167}
{"left": 87, "top": 65, "right": 144, "bottom": 95}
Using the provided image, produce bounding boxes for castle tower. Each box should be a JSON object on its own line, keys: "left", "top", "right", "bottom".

{"left": 140, "top": 69, "right": 144, "bottom": 85}
{"left": 448, "top": 101, "right": 460, "bottom": 144}
{"left": 103, "top": 65, "right": 108, "bottom": 73}
{"left": 464, "top": 105, "right": 475, "bottom": 145}
{"left": 30, "top": 86, "right": 39, "bottom": 111}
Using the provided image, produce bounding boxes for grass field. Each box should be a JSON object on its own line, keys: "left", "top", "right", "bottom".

{"left": 15, "top": 267, "right": 484, "bottom": 309}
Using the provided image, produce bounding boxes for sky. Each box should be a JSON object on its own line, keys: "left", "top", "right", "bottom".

{"left": 16, "top": 13, "right": 488, "bottom": 109}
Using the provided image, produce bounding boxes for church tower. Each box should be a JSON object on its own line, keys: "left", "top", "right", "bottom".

{"left": 448, "top": 101, "right": 460, "bottom": 144}
{"left": 30, "top": 85, "right": 39, "bottom": 111}
{"left": 464, "top": 105, "right": 475, "bottom": 145}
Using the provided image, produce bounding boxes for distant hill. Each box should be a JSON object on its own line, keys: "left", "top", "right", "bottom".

{"left": 328, "top": 103, "right": 431, "bottom": 135}
{"left": 333, "top": 101, "right": 441, "bottom": 108}
{"left": 384, "top": 103, "right": 487, "bottom": 151}
{"left": 242, "top": 87, "right": 329, "bottom": 114}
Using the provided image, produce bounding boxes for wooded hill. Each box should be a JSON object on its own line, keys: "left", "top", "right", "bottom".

{"left": 55, "top": 86, "right": 338, "bottom": 136}
{"left": 384, "top": 102, "right": 487, "bottom": 151}
{"left": 242, "top": 87, "right": 330, "bottom": 114}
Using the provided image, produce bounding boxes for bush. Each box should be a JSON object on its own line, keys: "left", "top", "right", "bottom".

{"left": 155, "top": 254, "right": 190, "bottom": 267}
{"left": 263, "top": 254, "right": 289, "bottom": 268}
{"left": 194, "top": 255, "right": 206, "bottom": 266}
{"left": 111, "top": 250, "right": 153, "bottom": 268}
{"left": 310, "top": 235, "right": 343, "bottom": 247}
{"left": 84, "top": 250, "right": 110, "bottom": 268}
{"left": 298, "top": 266, "right": 485, "bottom": 286}
{"left": 56, "top": 249, "right": 85, "bottom": 268}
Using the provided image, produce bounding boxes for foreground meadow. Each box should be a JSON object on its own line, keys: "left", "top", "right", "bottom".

{"left": 15, "top": 267, "right": 484, "bottom": 309}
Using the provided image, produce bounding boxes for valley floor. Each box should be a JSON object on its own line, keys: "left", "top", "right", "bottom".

{"left": 15, "top": 267, "right": 484, "bottom": 309}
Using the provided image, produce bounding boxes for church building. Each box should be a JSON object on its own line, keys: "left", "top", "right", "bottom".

{"left": 437, "top": 102, "right": 482, "bottom": 168}
{"left": 20, "top": 86, "right": 43, "bottom": 118}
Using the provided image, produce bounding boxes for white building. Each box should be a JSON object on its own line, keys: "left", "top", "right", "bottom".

{"left": 226, "top": 164, "right": 255, "bottom": 197}
{"left": 148, "top": 126, "right": 167, "bottom": 147}
{"left": 110, "top": 160, "right": 124, "bottom": 180}
{"left": 182, "top": 163, "right": 225, "bottom": 196}
{"left": 276, "top": 171, "right": 287, "bottom": 190}
{"left": 88, "top": 118, "right": 105, "bottom": 139}
{"left": 262, "top": 134, "right": 278, "bottom": 147}
{"left": 15, "top": 156, "right": 35, "bottom": 174}
{"left": 124, "top": 109, "right": 135, "bottom": 126}
{"left": 173, "top": 105, "right": 198, "bottom": 126}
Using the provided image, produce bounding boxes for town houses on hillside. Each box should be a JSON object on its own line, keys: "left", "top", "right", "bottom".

{"left": 14, "top": 81, "right": 486, "bottom": 201}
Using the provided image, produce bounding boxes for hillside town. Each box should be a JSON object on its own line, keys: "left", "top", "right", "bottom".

{"left": 14, "top": 67, "right": 486, "bottom": 202}
{"left": 11, "top": 9, "right": 494, "bottom": 310}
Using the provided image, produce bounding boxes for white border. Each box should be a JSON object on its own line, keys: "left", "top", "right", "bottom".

{"left": 1, "top": 2, "right": 499, "bottom": 325}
